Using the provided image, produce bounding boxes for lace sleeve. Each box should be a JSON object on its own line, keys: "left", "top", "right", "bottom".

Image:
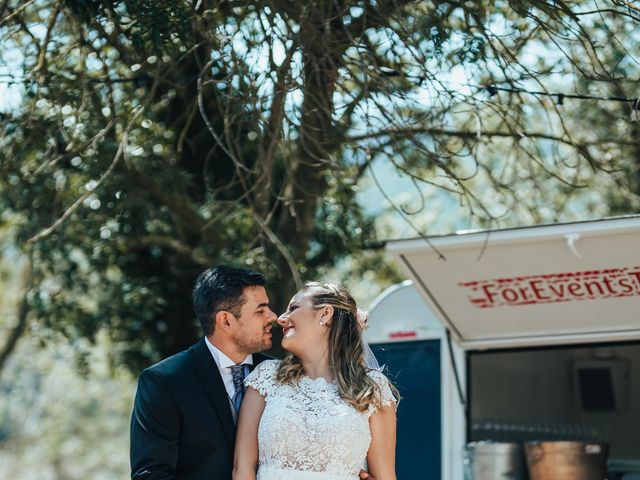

{"left": 366, "top": 370, "right": 398, "bottom": 417}
{"left": 244, "top": 359, "right": 280, "bottom": 398}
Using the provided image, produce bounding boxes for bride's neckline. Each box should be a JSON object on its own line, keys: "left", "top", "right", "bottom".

{"left": 299, "top": 364, "right": 334, "bottom": 384}
{"left": 301, "top": 374, "right": 336, "bottom": 386}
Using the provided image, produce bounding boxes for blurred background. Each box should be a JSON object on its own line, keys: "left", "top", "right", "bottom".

{"left": 1, "top": 0, "right": 639, "bottom": 477}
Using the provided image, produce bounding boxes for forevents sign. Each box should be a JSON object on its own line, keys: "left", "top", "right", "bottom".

{"left": 387, "top": 217, "right": 640, "bottom": 349}
{"left": 460, "top": 266, "right": 640, "bottom": 309}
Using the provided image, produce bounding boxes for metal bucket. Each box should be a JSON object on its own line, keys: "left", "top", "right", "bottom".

{"left": 464, "top": 442, "right": 527, "bottom": 480}
{"left": 524, "top": 441, "right": 609, "bottom": 480}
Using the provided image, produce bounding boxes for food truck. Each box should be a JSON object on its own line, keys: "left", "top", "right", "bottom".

{"left": 364, "top": 215, "right": 640, "bottom": 479}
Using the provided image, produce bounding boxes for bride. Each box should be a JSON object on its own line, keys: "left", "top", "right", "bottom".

{"left": 233, "top": 282, "right": 398, "bottom": 480}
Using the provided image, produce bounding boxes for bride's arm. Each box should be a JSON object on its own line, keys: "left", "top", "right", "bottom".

{"left": 366, "top": 405, "right": 397, "bottom": 480}
{"left": 232, "top": 387, "right": 265, "bottom": 480}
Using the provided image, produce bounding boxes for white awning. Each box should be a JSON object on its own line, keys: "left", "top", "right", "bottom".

{"left": 386, "top": 216, "right": 640, "bottom": 350}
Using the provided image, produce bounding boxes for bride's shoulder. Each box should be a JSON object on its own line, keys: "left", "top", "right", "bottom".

{"left": 366, "top": 369, "right": 398, "bottom": 412}
{"left": 257, "top": 358, "right": 281, "bottom": 368}
{"left": 250, "top": 358, "right": 281, "bottom": 377}
{"left": 366, "top": 367, "right": 390, "bottom": 384}
{"left": 245, "top": 359, "right": 281, "bottom": 397}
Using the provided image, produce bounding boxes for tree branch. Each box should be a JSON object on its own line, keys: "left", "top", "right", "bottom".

{"left": 27, "top": 106, "right": 144, "bottom": 244}
{"left": 123, "top": 235, "right": 210, "bottom": 267}
{"left": 348, "top": 126, "right": 638, "bottom": 148}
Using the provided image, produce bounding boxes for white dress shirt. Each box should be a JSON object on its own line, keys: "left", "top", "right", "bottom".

{"left": 204, "top": 337, "right": 253, "bottom": 400}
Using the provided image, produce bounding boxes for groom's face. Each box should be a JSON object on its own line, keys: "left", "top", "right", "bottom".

{"left": 230, "top": 285, "right": 277, "bottom": 354}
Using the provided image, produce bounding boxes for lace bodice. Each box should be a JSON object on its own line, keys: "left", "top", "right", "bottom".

{"left": 245, "top": 360, "right": 396, "bottom": 480}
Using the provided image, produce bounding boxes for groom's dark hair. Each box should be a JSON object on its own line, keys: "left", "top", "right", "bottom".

{"left": 192, "top": 265, "right": 266, "bottom": 335}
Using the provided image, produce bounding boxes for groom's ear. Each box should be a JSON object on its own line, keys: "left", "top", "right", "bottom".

{"left": 215, "top": 310, "right": 233, "bottom": 333}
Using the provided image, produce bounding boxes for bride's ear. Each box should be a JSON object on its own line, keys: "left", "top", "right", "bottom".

{"left": 319, "top": 305, "right": 334, "bottom": 326}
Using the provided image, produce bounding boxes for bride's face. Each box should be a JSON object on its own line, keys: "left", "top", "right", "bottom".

{"left": 277, "top": 290, "right": 329, "bottom": 355}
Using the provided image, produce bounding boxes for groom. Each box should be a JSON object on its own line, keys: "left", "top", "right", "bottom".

{"left": 130, "top": 265, "right": 277, "bottom": 479}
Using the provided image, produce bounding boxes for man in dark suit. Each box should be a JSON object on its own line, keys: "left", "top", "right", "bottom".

{"left": 130, "top": 265, "right": 277, "bottom": 480}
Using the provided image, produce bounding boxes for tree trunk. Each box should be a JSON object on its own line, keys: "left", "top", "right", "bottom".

{"left": 0, "top": 256, "right": 32, "bottom": 377}
{"left": 275, "top": 1, "right": 346, "bottom": 256}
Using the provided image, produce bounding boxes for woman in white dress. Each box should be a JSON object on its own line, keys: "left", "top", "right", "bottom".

{"left": 233, "top": 282, "right": 398, "bottom": 480}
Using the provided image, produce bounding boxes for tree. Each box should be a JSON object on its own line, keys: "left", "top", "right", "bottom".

{"left": 1, "top": 0, "right": 638, "bottom": 372}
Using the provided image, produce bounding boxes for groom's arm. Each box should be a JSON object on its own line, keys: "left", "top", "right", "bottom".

{"left": 130, "top": 368, "right": 180, "bottom": 480}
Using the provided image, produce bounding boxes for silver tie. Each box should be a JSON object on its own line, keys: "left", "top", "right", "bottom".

{"left": 230, "top": 364, "right": 247, "bottom": 420}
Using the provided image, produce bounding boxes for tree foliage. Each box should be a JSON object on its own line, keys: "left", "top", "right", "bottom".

{"left": 0, "top": 0, "right": 638, "bottom": 371}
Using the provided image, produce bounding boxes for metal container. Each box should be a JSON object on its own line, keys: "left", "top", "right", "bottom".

{"left": 464, "top": 442, "right": 528, "bottom": 480}
{"left": 524, "top": 441, "right": 609, "bottom": 480}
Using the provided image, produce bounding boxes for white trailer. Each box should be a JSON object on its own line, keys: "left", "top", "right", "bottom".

{"left": 365, "top": 215, "right": 640, "bottom": 479}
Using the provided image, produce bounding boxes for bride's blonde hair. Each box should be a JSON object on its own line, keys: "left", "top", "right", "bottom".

{"left": 276, "top": 282, "right": 398, "bottom": 413}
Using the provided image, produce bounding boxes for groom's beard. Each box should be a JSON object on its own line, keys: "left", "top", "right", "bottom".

{"left": 237, "top": 337, "right": 271, "bottom": 354}
{"left": 232, "top": 325, "right": 273, "bottom": 354}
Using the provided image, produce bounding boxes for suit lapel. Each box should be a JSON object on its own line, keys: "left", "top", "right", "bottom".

{"left": 190, "top": 338, "right": 236, "bottom": 452}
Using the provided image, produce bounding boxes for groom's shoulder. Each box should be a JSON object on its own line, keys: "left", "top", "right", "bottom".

{"left": 144, "top": 340, "right": 202, "bottom": 378}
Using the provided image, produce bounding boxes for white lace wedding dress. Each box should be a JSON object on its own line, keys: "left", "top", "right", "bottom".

{"left": 244, "top": 359, "right": 396, "bottom": 480}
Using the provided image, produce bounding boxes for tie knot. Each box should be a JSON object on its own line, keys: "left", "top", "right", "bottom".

{"left": 230, "top": 364, "right": 247, "bottom": 394}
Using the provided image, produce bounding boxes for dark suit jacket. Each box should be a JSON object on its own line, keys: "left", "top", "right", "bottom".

{"left": 130, "top": 338, "right": 270, "bottom": 480}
